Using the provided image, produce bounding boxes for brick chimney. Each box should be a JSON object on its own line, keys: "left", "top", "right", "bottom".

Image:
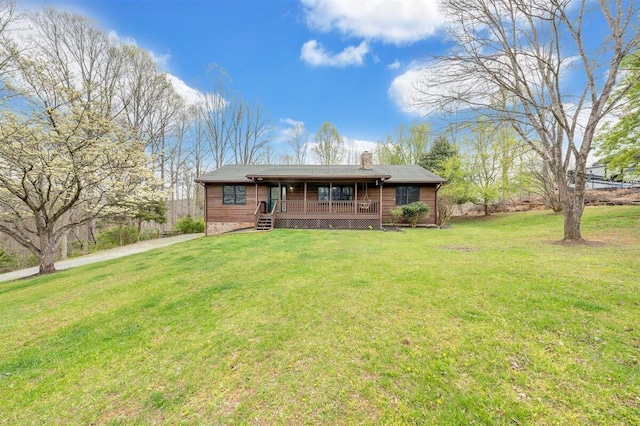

{"left": 360, "top": 151, "right": 373, "bottom": 170}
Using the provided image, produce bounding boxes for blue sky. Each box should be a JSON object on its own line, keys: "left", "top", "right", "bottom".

{"left": 15, "top": 0, "right": 630, "bottom": 166}
{"left": 23, "top": 0, "right": 446, "bottom": 150}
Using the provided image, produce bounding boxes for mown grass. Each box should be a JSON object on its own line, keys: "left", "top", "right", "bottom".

{"left": 1, "top": 206, "right": 639, "bottom": 425}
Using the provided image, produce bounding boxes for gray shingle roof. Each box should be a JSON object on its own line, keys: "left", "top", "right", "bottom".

{"left": 195, "top": 164, "right": 445, "bottom": 184}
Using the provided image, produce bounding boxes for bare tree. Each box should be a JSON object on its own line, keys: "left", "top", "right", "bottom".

{"left": 0, "top": 0, "right": 14, "bottom": 36}
{"left": 258, "top": 145, "right": 278, "bottom": 165}
{"left": 231, "top": 100, "right": 272, "bottom": 164}
{"left": 278, "top": 152, "right": 295, "bottom": 165}
{"left": 0, "top": 0, "right": 17, "bottom": 80}
{"left": 413, "top": 0, "right": 639, "bottom": 241}
{"left": 287, "top": 122, "right": 309, "bottom": 164}
{"left": 312, "top": 122, "right": 345, "bottom": 165}
{"left": 185, "top": 105, "right": 209, "bottom": 217}
{"left": 164, "top": 106, "right": 192, "bottom": 227}
{"left": 198, "top": 65, "right": 236, "bottom": 168}
{"left": 520, "top": 152, "right": 563, "bottom": 212}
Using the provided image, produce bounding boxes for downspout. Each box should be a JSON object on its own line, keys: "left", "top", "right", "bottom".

{"left": 379, "top": 179, "right": 384, "bottom": 229}
{"left": 199, "top": 182, "right": 208, "bottom": 236}
{"left": 435, "top": 183, "right": 443, "bottom": 227}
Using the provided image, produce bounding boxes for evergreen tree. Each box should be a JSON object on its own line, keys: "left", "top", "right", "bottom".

{"left": 419, "top": 135, "right": 458, "bottom": 175}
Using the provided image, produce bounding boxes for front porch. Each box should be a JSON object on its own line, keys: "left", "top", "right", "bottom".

{"left": 253, "top": 181, "right": 383, "bottom": 230}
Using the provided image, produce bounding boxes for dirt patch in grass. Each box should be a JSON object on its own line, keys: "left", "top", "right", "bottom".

{"left": 97, "top": 397, "right": 144, "bottom": 424}
{"left": 438, "top": 245, "right": 479, "bottom": 252}
{"left": 547, "top": 239, "right": 608, "bottom": 247}
{"left": 587, "top": 231, "right": 640, "bottom": 246}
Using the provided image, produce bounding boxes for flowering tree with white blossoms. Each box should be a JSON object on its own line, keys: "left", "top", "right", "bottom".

{"left": 0, "top": 98, "right": 162, "bottom": 274}
{"left": 0, "top": 8, "right": 164, "bottom": 274}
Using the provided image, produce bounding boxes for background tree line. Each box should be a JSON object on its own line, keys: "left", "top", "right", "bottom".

{"left": 0, "top": 0, "right": 637, "bottom": 273}
{"left": 0, "top": 2, "right": 274, "bottom": 272}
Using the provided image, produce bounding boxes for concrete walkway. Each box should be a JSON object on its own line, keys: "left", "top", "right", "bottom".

{"left": 0, "top": 233, "right": 203, "bottom": 283}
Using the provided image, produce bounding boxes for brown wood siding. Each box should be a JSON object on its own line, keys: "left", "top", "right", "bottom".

{"left": 205, "top": 183, "right": 266, "bottom": 223}
{"left": 206, "top": 182, "right": 437, "bottom": 226}
{"left": 381, "top": 184, "right": 438, "bottom": 225}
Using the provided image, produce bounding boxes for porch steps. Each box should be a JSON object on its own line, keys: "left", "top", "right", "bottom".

{"left": 256, "top": 216, "right": 273, "bottom": 231}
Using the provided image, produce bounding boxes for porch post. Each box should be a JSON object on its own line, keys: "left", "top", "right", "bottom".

{"left": 304, "top": 182, "right": 308, "bottom": 214}
{"left": 278, "top": 182, "right": 282, "bottom": 213}
{"left": 255, "top": 183, "right": 258, "bottom": 208}
{"left": 354, "top": 182, "right": 358, "bottom": 214}
{"left": 329, "top": 182, "right": 333, "bottom": 214}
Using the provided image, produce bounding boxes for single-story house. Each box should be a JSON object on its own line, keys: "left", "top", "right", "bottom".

{"left": 194, "top": 152, "right": 446, "bottom": 235}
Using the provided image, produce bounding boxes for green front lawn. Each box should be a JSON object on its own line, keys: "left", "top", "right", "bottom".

{"left": 1, "top": 207, "right": 639, "bottom": 424}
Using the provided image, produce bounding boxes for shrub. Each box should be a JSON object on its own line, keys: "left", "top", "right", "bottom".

{"left": 389, "top": 207, "right": 404, "bottom": 226}
{"left": 96, "top": 226, "right": 138, "bottom": 249}
{"left": 401, "top": 201, "right": 430, "bottom": 228}
{"left": 0, "top": 249, "right": 16, "bottom": 273}
{"left": 0, "top": 248, "right": 37, "bottom": 273}
{"left": 176, "top": 215, "right": 205, "bottom": 234}
{"left": 436, "top": 192, "right": 456, "bottom": 227}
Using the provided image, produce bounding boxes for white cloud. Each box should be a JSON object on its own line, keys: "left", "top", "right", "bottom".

{"left": 280, "top": 118, "right": 304, "bottom": 127}
{"left": 300, "top": 39, "right": 369, "bottom": 67}
{"left": 301, "top": 0, "right": 443, "bottom": 45}
{"left": 107, "top": 29, "right": 136, "bottom": 46}
{"left": 344, "top": 137, "right": 378, "bottom": 156}
{"left": 165, "top": 74, "right": 203, "bottom": 107}
{"left": 387, "top": 60, "right": 401, "bottom": 70}
{"left": 148, "top": 50, "right": 172, "bottom": 70}
{"left": 388, "top": 64, "right": 427, "bottom": 115}
{"left": 272, "top": 118, "right": 306, "bottom": 144}
{"left": 389, "top": 48, "right": 577, "bottom": 117}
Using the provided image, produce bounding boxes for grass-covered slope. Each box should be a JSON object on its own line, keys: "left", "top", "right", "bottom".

{"left": 1, "top": 207, "right": 639, "bottom": 425}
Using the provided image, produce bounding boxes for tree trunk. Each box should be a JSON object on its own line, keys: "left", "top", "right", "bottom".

{"left": 38, "top": 231, "right": 57, "bottom": 274}
{"left": 563, "top": 159, "right": 587, "bottom": 241}
{"left": 484, "top": 203, "right": 490, "bottom": 216}
{"left": 559, "top": 156, "right": 586, "bottom": 241}
{"left": 563, "top": 202, "right": 584, "bottom": 241}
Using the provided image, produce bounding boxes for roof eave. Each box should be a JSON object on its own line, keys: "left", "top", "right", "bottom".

{"left": 245, "top": 174, "right": 392, "bottom": 181}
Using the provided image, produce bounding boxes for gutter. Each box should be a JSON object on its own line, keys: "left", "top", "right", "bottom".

{"left": 435, "top": 182, "right": 444, "bottom": 227}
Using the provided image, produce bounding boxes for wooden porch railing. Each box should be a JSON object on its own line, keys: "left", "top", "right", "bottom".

{"left": 253, "top": 203, "right": 262, "bottom": 229}
{"left": 275, "top": 200, "right": 378, "bottom": 216}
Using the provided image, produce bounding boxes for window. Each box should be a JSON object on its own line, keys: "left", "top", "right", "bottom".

{"left": 318, "top": 185, "right": 354, "bottom": 201}
{"left": 318, "top": 186, "right": 329, "bottom": 201}
{"left": 396, "top": 186, "right": 420, "bottom": 205}
{"left": 332, "top": 186, "right": 354, "bottom": 201}
{"left": 223, "top": 185, "right": 246, "bottom": 205}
